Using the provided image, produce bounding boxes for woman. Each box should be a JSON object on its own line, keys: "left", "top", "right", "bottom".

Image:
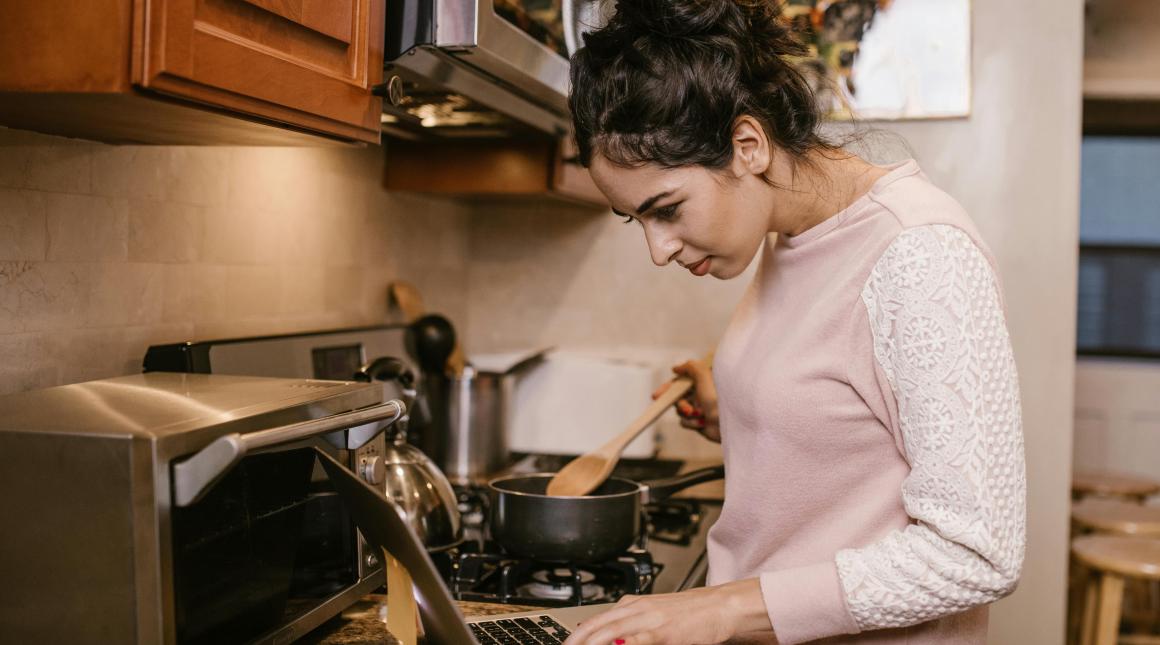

{"left": 561, "top": 1, "right": 1026, "bottom": 644}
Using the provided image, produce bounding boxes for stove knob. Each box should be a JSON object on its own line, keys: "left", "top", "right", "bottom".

{"left": 360, "top": 456, "right": 385, "bottom": 485}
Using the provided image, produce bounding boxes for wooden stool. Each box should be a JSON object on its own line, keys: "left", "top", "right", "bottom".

{"left": 1072, "top": 500, "right": 1160, "bottom": 636}
{"left": 1073, "top": 536, "right": 1160, "bottom": 645}
{"left": 1074, "top": 499, "right": 1160, "bottom": 537}
{"left": 1073, "top": 471, "right": 1160, "bottom": 503}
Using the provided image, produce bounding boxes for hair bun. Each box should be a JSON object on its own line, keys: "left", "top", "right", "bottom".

{"left": 570, "top": 0, "right": 825, "bottom": 170}
{"left": 611, "top": 0, "right": 732, "bottom": 38}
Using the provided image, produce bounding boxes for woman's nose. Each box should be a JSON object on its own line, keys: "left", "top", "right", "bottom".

{"left": 642, "top": 222, "right": 681, "bottom": 266}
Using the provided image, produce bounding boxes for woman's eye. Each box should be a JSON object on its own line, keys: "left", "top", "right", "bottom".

{"left": 619, "top": 214, "right": 635, "bottom": 225}
{"left": 652, "top": 204, "right": 680, "bottom": 221}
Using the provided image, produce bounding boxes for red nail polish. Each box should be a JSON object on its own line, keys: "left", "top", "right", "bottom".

{"left": 615, "top": 640, "right": 626, "bottom": 645}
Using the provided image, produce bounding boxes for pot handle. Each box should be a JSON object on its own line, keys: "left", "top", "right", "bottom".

{"left": 640, "top": 464, "right": 725, "bottom": 504}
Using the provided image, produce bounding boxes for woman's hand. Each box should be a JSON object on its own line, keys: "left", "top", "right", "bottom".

{"left": 653, "top": 358, "right": 720, "bottom": 443}
{"left": 562, "top": 579, "right": 769, "bottom": 645}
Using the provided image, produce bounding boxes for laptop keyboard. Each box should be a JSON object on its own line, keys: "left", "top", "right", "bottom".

{"left": 470, "top": 615, "right": 572, "bottom": 644}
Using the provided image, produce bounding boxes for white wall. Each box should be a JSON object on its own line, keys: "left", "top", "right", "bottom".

{"left": 1075, "top": 358, "right": 1160, "bottom": 480}
{"left": 886, "top": 4, "right": 1083, "bottom": 641}
{"left": 463, "top": 1, "right": 1083, "bottom": 642}
{"left": 885, "top": 4, "right": 1082, "bottom": 643}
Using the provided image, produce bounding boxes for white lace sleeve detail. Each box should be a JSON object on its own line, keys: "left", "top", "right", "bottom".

{"left": 837, "top": 224, "right": 1026, "bottom": 631}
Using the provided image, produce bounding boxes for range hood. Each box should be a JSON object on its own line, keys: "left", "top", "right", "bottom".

{"left": 380, "top": 0, "right": 606, "bottom": 139}
{"left": 379, "top": 0, "right": 609, "bottom": 206}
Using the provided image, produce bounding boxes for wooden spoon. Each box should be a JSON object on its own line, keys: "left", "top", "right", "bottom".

{"left": 388, "top": 281, "right": 427, "bottom": 323}
{"left": 546, "top": 375, "right": 694, "bottom": 497}
{"left": 445, "top": 337, "right": 468, "bottom": 377}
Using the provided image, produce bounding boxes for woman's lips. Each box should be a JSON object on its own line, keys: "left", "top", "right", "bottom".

{"left": 689, "top": 257, "right": 711, "bottom": 276}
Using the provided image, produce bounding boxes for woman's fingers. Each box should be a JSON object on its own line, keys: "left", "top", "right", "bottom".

{"left": 656, "top": 359, "right": 719, "bottom": 441}
{"left": 657, "top": 369, "right": 703, "bottom": 415}
{"left": 675, "top": 398, "right": 701, "bottom": 418}
{"left": 565, "top": 605, "right": 662, "bottom": 645}
{"left": 672, "top": 361, "right": 716, "bottom": 405}
{"left": 672, "top": 358, "right": 711, "bottom": 383}
{"left": 563, "top": 586, "right": 743, "bottom": 644}
{"left": 563, "top": 600, "right": 635, "bottom": 644}
{"left": 679, "top": 417, "right": 706, "bottom": 430}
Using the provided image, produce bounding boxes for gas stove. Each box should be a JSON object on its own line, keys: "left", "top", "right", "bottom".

{"left": 434, "top": 453, "right": 722, "bottom": 608}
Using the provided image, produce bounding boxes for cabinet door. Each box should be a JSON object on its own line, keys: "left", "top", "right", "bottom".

{"left": 138, "top": 0, "right": 384, "bottom": 143}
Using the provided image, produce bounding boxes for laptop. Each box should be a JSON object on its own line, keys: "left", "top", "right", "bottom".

{"left": 317, "top": 449, "right": 615, "bottom": 644}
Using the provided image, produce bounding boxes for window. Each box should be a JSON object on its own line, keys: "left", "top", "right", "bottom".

{"left": 1077, "top": 136, "right": 1160, "bottom": 356}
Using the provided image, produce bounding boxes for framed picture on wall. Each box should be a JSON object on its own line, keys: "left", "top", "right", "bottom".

{"left": 783, "top": 0, "right": 972, "bottom": 120}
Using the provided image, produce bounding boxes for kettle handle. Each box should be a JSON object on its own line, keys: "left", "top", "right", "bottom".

{"left": 355, "top": 356, "right": 422, "bottom": 443}
{"left": 355, "top": 356, "right": 415, "bottom": 388}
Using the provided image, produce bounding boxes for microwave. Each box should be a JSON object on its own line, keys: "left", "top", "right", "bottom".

{"left": 0, "top": 373, "right": 404, "bottom": 644}
{"left": 381, "top": 0, "right": 612, "bottom": 137}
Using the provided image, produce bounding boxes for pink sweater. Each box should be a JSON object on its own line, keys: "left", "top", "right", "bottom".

{"left": 707, "top": 160, "right": 1026, "bottom": 644}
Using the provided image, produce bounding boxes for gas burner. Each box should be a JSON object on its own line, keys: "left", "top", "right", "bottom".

{"left": 440, "top": 545, "right": 661, "bottom": 607}
{"left": 645, "top": 499, "right": 703, "bottom": 545}
{"left": 520, "top": 568, "right": 605, "bottom": 602}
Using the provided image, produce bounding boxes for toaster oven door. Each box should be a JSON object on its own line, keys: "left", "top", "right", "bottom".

{"left": 170, "top": 443, "right": 377, "bottom": 645}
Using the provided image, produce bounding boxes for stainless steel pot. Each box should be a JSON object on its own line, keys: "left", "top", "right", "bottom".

{"left": 438, "top": 365, "right": 512, "bottom": 484}
{"left": 424, "top": 354, "right": 544, "bottom": 484}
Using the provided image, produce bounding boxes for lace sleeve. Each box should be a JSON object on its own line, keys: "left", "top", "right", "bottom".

{"left": 837, "top": 224, "right": 1026, "bottom": 630}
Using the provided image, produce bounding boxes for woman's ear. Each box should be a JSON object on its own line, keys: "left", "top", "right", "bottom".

{"left": 729, "top": 116, "right": 772, "bottom": 179}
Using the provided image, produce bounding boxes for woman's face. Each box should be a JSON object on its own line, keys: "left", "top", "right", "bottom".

{"left": 588, "top": 152, "right": 774, "bottom": 280}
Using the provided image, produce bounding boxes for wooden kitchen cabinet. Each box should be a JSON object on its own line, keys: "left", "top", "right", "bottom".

{"left": 382, "top": 137, "right": 608, "bottom": 207}
{"left": 0, "top": 0, "right": 384, "bottom": 144}
{"left": 1084, "top": 0, "right": 1160, "bottom": 100}
{"left": 1082, "top": 0, "right": 1160, "bottom": 133}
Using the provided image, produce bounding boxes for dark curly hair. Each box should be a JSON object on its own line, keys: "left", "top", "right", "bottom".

{"left": 569, "top": 0, "right": 833, "bottom": 171}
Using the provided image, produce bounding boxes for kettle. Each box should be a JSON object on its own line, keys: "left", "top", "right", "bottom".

{"left": 355, "top": 356, "right": 462, "bottom": 551}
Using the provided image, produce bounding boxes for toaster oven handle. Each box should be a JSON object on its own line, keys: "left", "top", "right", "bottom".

{"left": 172, "top": 400, "right": 406, "bottom": 507}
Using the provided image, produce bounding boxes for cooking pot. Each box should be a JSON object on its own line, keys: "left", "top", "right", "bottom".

{"left": 427, "top": 365, "right": 511, "bottom": 484}
{"left": 488, "top": 465, "right": 725, "bottom": 562}
{"left": 423, "top": 352, "right": 546, "bottom": 484}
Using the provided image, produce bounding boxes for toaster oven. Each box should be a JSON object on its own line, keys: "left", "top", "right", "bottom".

{"left": 0, "top": 372, "right": 404, "bottom": 644}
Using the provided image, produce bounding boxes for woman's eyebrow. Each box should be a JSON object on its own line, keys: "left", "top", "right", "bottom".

{"left": 612, "top": 190, "right": 676, "bottom": 218}
{"left": 635, "top": 190, "right": 675, "bottom": 214}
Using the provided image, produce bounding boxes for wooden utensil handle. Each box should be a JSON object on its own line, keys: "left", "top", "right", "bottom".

{"left": 446, "top": 344, "right": 467, "bottom": 376}
{"left": 389, "top": 281, "right": 426, "bottom": 323}
{"left": 600, "top": 376, "right": 694, "bottom": 457}
{"left": 385, "top": 549, "right": 419, "bottom": 645}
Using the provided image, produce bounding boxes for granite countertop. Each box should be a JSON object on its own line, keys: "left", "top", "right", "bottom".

{"left": 299, "top": 595, "right": 543, "bottom": 644}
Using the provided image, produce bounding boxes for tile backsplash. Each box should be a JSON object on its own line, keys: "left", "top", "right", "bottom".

{"left": 0, "top": 127, "right": 472, "bottom": 394}
{"left": 0, "top": 126, "right": 734, "bottom": 459}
